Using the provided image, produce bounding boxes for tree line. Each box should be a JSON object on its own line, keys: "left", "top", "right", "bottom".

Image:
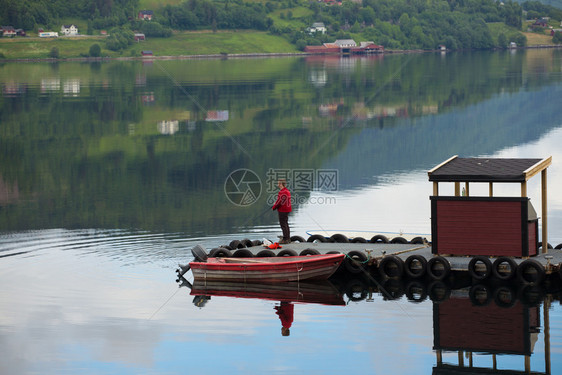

{"left": 1, "top": 0, "right": 561, "bottom": 51}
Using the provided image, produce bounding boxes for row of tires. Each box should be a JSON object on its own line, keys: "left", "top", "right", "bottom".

{"left": 377, "top": 254, "right": 551, "bottom": 285}
{"left": 220, "top": 234, "right": 427, "bottom": 250}
{"left": 342, "top": 278, "right": 546, "bottom": 307}
{"left": 207, "top": 245, "right": 553, "bottom": 285}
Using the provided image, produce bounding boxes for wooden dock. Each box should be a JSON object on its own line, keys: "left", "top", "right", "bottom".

{"left": 198, "top": 240, "right": 562, "bottom": 285}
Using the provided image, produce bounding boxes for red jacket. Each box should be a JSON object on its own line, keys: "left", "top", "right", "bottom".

{"left": 272, "top": 187, "right": 292, "bottom": 212}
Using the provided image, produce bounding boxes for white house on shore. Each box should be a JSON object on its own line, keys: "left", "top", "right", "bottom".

{"left": 307, "top": 22, "right": 327, "bottom": 34}
{"left": 61, "top": 24, "right": 78, "bottom": 36}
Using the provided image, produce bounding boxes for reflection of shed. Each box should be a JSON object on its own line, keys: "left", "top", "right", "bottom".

{"left": 432, "top": 294, "right": 549, "bottom": 374}
{"left": 428, "top": 156, "right": 551, "bottom": 257}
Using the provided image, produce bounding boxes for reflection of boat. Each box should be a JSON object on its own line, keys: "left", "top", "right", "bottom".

{"left": 190, "top": 279, "right": 345, "bottom": 306}
{"left": 189, "top": 253, "right": 345, "bottom": 282}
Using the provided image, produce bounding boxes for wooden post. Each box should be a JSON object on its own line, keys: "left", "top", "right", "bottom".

{"left": 433, "top": 182, "right": 439, "bottom": 196}
{"left": 436, "top": 350, "right": 442, "bottom": 365}
{"left": 458, "top": 351, "right": 464, "bottom": 367}
{"left": 525, "top": 355, "right": 530, "bottom": 373}
{"left": 464, "top": 182, "right": 469, "bottom": 196}
{"left": 455, "top": 182, "right": 460, "bottom": 197}
{"left": 521, "top": 181, "right": 527, "bottom": 197}
{"left": 493, "top": 354, "right": 497, "bottom": 369}
{"left": 542, "top": 169, "right": 548, "bottom": 254}
{"left": 489, "top": 182, "right": 493, "bottom": 197}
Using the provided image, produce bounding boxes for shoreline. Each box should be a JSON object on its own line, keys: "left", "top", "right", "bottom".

{"left": 1, "top": 45, "right": 561, "bottom": 63}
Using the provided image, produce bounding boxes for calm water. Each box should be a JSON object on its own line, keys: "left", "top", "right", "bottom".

{"left": 2, "top": 49, "right": 562, "bottom": 374}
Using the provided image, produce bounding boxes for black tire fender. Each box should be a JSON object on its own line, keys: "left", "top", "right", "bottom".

{"left": 427, "top": 256, "right": 451, "bottom": 280}
{"left": 379, "top": 255, "right": 404, "bottom": 279}
{"left": 256, "top": 249, "right": 275, "bottom": 257}
{"left": 404, "top": 255, "right": 427, "bottom": 278}
{"left": 241, "top": 239, "right": 253, "bottom": 248}
{"left": 410, "top": 236, "right": 425, "bottom": 244}
{"left": 209, "top": 248, "right": 232, "bottom": 258}
{"left": 229, "top": 240, "right": 241, "bottom": 249}
{"left": 370, "top": 235, "right": 389, "bottom": 243}
{"left": 468, "top": 256, "right": 492, "bottom": 281}
{"left": 290, "top": 235, "right": 306, "bottom": 243}
{"left": 492, "top": 257, "right": 517, "bottom": 281}
{"left": 277, "top": 249, "right": 298, "bottom": 257}
{"left": 233, "top": 249, "right": 254, "bottom": 258}
{"left": 191, "top": 244, "right": 208, "bottom": 262}
{"left": 300, "top": 248, "right": 321, "bottom": 256}
{"left": 331, "top": 233, "right": 349, "bottom": 243}
{"left": 345, "top": 251, "right": 368, "bottom": 274}
{"left": 350, "top": 236, "right": 367, "bottom": 243}
{"left": 307, "top": 234, "right": 327, "bottom": 243}
{"left": 517, "top": 259, "right": 545, "bottom": 285}
{"left": 390, "top": 236, "right": 408, "bottom": 244}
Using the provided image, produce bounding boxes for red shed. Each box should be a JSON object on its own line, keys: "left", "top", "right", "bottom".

{"left": 428, "top": 156, "right": 551, "bottom": 257}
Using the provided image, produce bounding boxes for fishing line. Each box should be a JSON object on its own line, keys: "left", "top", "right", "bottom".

{"left": 148, "top": 285, "right": 183, "bottom": 321}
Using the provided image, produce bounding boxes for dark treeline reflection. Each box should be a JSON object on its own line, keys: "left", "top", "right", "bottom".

{"left": 0, "top": 50, "right": 561, "bottom": 233}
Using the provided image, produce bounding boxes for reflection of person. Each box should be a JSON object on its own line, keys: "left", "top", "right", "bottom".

{"left": 272, "top": 179, "right": 292, "bottom": 244}
{"left": 274, "top": 302, "right": 294, "bottom": 336}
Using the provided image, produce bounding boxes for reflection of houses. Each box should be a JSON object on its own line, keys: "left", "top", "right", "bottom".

{"left": 3, "top": 82, "right": 25, "bottom": 96}
{"left": 41, "top": 78, "right": 61, "bottom": 93}
{"left": 0, "top": 176, "right": 19, "bottom": 205}
{"left": 205, "top": 110, "right": 229, "bottom": 122}
{"left": 157, "top": 120, "right": 179, "bottom": 135}
{"left": 63, "top": 79, "right": 80, "bottom": 96}
{"left": 351, "top": 104, "right": 410, "bottom": 120}
{"left": 433, "top": 292, "right": 548, "bottom": 374}
{"left": 141, "top": 92, "right": 155, "bottom": 105}
{"left": 319, "top": 100, "right": 343, "bottom": 117}
{"left": 61, "top": 24, "right": 78, "bottom": 36}
{"left": 309, "top": 69, "right": 327, "bottom": 87}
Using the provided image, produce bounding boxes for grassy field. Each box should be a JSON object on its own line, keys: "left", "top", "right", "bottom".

{"left": 522, "top": 32, "right": 556, "bottom": 46}
{"left": 0, "top": 31, "right": 298, "bottom": 59}
{"left": 138, "top": 0, "right": 183, "bottom": 10}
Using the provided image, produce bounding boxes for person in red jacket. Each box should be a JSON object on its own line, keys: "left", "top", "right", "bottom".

{"left": 274, "top": 301, "right": 294, "bottom": 336}
{"left": 272, "top": 179, "right": 292, "bottom": 244}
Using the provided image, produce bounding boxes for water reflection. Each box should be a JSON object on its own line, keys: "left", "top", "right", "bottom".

{"left": 185, "top": 274, "right": 559, "bottom": 374}
{"left": 1, "top": 50, "right": 562, "bottom": 236}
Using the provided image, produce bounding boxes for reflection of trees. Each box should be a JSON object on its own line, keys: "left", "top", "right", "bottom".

{"left": 0, "top": 51, "right": 561, "bottom": 232}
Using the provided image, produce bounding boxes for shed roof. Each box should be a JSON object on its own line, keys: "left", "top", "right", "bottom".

{"left": 428, "top": 155, "right": 552, "bottom": 183}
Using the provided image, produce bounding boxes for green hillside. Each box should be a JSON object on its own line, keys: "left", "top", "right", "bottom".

{"left": 0, "top": 0, "right": 561, "bottom": 59}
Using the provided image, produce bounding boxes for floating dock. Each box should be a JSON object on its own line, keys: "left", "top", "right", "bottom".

{"left": 195, "top": 236, "right": 562, "bottom": 285}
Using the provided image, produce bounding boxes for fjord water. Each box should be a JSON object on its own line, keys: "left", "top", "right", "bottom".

{"left": 1, "top": 49, "right": 562, "bottom": 374}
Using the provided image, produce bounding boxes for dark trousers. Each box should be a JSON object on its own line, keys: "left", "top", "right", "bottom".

{"left": 278, "top": 211, "right": 290, "bottom": 240}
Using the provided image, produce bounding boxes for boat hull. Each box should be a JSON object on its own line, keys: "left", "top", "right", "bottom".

{"left": 190, "top": 254, "right": 344, "bottom": 282}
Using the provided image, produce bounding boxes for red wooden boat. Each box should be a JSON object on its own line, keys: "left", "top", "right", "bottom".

{"left": 189, "top": 253, "right": 345, "bottom": 283}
